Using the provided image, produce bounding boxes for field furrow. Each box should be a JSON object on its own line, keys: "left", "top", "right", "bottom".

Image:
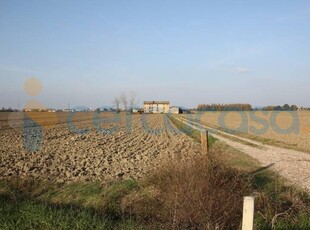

{"left": 0, "top": 112, "right": 200, "bottom": 183}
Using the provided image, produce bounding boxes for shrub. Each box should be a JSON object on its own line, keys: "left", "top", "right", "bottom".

{"left": 122, "top": 154, "right": 251, "bottom": 229}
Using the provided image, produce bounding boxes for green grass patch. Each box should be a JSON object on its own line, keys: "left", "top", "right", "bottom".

{"left": 103, "top": 179, "right": 139, "bottom": 216}
{"left": 212, "top": 141, "right": 260, "bottom": 171}
{"left": 0, "top": 190, "right": 146, "bottom": 230}
{"left": 41, "top": 182, "right": 103, "bottom": 208}
{"left": 0, "top": 197, "right": 111, "bottom": 230}
{"left": 0, "top": 179, "right": 142, "bottom": 229}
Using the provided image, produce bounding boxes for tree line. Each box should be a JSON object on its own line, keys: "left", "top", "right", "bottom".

{"left": 261, "top": 104, "right": 298, "bottom": 111}
{"left": 197, "top": 103, "right": 253, "bottom": 111}
{"left": 197, "top": 103, "right": 305, "bottom": 111}
{"left": 0, "top": 107, "right": 18, "bottom": 112}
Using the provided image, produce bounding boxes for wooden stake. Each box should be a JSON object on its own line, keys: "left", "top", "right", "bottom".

{"left": 200, "top": 129, "right": 208, "bottom": 154}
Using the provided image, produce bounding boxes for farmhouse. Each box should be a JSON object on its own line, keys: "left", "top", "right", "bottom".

{"left": 144, "top": 101, "right": 170, "bottom": 113}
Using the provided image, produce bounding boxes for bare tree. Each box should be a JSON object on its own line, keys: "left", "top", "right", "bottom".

{"left": 120, "top": 92, "right": 128, "bottom": 112}
{"left": 113, "top": 97, "right": 121, "bottom": 113}
{"left": 129, "top": 91, "right": 138, "bottom": 113}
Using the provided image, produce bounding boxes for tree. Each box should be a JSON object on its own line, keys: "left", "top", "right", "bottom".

{"left": 129, "top": 91, "right": 138, "bottom": 113}
{"left": 274, "top": 105, "right": 282, "bottom": 111}
{"left": 283, "top": 104, "right": 290, "bottom": 111}
{"left": 113, "top": 97, "right": 121, "bottom": 113}
{"left": 263, "top": 106, "right": 275, "bottom": 111}
{"left": 120, "top": 93, "right": 128, "bottom": 112}
{"left": 290, "top": 105, "right": 298, "bottom": 111}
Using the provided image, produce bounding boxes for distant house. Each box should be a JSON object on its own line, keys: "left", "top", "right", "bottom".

{"left": 132, "top": 108, "right": 139, "bottom": 113}
{"left": 170, "top": 106, "right": 182, "bottom": 114}
{"left": 144, "top": 101, "right": 170, "bottom": 113}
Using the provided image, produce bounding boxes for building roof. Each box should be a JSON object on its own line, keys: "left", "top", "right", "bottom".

{"left": 144, "top": 101, "right": 170, "bottom": 104}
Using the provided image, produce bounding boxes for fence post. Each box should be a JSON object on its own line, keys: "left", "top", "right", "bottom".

{"left": 200, "top": 129, "right": 208, "bottom": 154}
{"left": 242, "top": 196, "right": 255, "bottom": 230}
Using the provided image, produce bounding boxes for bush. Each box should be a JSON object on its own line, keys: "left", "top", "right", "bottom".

{"left": 122, "top": 154, "right": 251, "bottom": 229}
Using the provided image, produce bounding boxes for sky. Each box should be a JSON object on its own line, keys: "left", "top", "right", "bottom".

{"left": 1, "top": 0, "right": 310, "bottom": 109}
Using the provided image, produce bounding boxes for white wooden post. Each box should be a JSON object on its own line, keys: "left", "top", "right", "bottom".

{"left": 242, "top": 196, "right": 255, "bottom": 230}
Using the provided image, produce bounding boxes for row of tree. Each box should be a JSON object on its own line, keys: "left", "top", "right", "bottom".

{"left": 261, "top": 104, "right": 298, "bottom": 111}
{"left": 197, "top": 103, "right": 304, "bottom": 111}
{"left": 0, "top": 107, "right": 18, "bottom": 112}
{"left": 197, "top": 103, "right": 253, "bottom": 111}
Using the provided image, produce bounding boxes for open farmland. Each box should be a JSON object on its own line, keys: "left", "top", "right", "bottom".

{"left": 0, "top": 112, "right": 200, "bottom": 183}
{"left": 182, "top": 111, "right": 310, "bottom": 153}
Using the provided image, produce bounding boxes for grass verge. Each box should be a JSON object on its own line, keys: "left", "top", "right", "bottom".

{"left": 168, "top": 114, "right": 216, "bottom": 146}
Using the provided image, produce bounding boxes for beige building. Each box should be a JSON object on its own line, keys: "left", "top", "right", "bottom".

{"left": 144, "top": 101, "right": 170, "bottom": 113}
{"left": 169, "top": 106, "right": 181, "bottom": 114}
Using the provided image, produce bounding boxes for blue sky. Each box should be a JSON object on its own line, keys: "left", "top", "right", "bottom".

{"left": 1, "top": 0, "right": 310, "bottom": 109}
